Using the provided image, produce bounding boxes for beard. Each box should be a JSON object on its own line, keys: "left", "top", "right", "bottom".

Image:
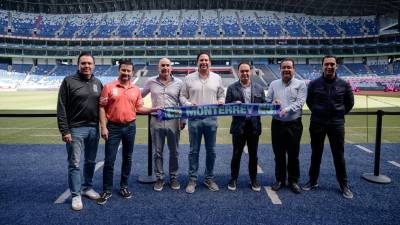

{"left": 120, "top": 74, "right": 132, "bottom": 82}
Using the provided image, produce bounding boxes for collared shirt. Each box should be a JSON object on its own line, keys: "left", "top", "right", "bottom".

{"left": 241, "top": 83, "right": 252, "bottom": 104}
{"left": 266, "top": 77, "right": 307, "bottom": 121}
{"left": 141, "top": 75, "right": 183, "bottom": 108}
{"left": 180, "top": 71, "right": 225, "bottom": 106}
{"left": 99, "top": 80, "right": 143, "bottom": 123}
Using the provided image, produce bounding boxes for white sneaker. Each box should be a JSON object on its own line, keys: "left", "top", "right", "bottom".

{"left": 71, "top": 196, "right": 83, "bottom": 211}
{"left": 81, "top": 188, "right": 100, "bottom": 200}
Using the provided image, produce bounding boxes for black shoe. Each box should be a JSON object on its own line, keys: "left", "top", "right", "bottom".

{"left": 250, "top": 180, "right": 261, "bottom": 192}
{"left": 119, "top": 188, "right": 133, "bottom": 199}
{"left": 169, "top": 178, "right": 180, "bottom": 190}
{"left": 271, "top": 181, "right": 284, "bottom": 191}
{"left": 289, "top": 182, "right": 301, "bottom": 194}
{"left": 154, "top": 179, "right": 164, "bottom": 192}
{"left": 227, "top": 179, "right": 237, "bottom": 191}
{"left": 96, "top": 191, "right": 112, "bottom": 205}
{"left": 341, "top": 185, "right": 353, "bottom": 199}
{"left": 302, "top": 181, "right": 319, "bottom": 191}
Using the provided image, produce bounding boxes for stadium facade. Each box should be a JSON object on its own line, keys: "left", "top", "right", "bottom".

{"left": 0, "top": 0, "right": 399, "bottom": 90}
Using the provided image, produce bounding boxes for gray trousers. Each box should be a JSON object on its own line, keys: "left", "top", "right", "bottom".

{"left": 150, "top": 117, "right": 180, "bottom": 180}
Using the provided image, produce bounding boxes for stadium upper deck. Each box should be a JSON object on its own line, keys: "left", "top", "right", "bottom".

{"left": 0, "top": 10, "right": 378, "bottom": 39}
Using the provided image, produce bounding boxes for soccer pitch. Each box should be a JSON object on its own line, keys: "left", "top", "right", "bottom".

{"left": 0, "top": 91, "right": 399, "bottom": 144}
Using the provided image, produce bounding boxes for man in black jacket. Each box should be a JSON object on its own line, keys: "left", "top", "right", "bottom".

{"left": 303, "top": 55, "right": 354, "bottom": 199}
{"left": 225, "top": 62, "right": 266, "bottom": 192}
{"left": 57, "top": 52, "right": 103, "bottom": 210}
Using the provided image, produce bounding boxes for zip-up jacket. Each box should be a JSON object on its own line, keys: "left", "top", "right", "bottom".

{"left": 306, "top": 75, "right": 354, "bottom": 125}
{"left": 57, "top": 72, "right": 103, "bottom": 136}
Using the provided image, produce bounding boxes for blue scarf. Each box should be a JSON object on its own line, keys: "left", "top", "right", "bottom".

{"left": 157, "top": 103, "right": 280, "bottom": 120}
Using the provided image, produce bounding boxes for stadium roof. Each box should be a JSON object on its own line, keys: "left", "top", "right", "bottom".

{"left": 1, "top": 0, "right": 399, "bottom": 16}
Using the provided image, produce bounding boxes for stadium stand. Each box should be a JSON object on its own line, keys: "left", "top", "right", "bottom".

{"left": 37, "top": 14, "right": 64, "bottom": 38}
{"left": 220, "top": 10, "right": 242, "bottom": 37}
{"left": 12, "top": 64, "right": 32, "bottom": 74}
{"left": 1, "top": 10, "right": 381, "bottom": 39}
{"left": 59, "top": 14, "right": 89, "bottom": 38}
{"left": 277, "top": 13, "right": 305, "bottom": 37}
{"left": 0, "top": 10, "right": 8, "bottom": 35}
{"left": 117, "top": 13, "right": 141, "bottom": 38}
{"left": 93, "top": 12, "right": 124, "bottom": 38}
{"left": 137, "top": 10, "right": 161, "bottom": 38}
{"left": 201, "top": 10, "right": 220, "bottom": 37}
{"left": 346, "top": 63, "right": 371, "bottom": 76}
{"left": 75, "top": 14, "right": 104, "bottom": 38}
{"left": 180, "top": 10, "right": 199, "bottom": 37}
{"left": 0, "top": 63, "right": 8, "bottom": 71}
{"left": 239, "top": 11, "right": 263, "bottom": 37}
{"left": 31, "top": 65, "right": 55, "bottom": 76}
{"left": 257, "top": 11, "right": 282, "bottom": 37}
{"left": 295, "top": 64, "right": 321, "bottom": 80}
{"left": 0, "top": 2, "right": 398, "bottom": 91}
{"left": 11, "top": 12, "right": 37, "bottom": 37}
{"left": 159, "top": 10, "right": 180, "bottom": 38}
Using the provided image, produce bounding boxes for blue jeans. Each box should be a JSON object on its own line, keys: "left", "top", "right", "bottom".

{"left": 66, "top": 126, "right": 99, "bottom": 197}
{"left": 102, "top": 121, "right": 136, "bottom": 191}
{"left": 188, "top": 117, "right": 217, "bottom": 181}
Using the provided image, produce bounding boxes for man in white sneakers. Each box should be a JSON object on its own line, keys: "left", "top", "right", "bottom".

{"left": 57, "top": 52, "right": 102, "bottom": 211}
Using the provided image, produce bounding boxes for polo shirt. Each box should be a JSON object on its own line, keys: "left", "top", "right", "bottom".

{"left": 100, "top": 80, "right": 144, "bottom": 123}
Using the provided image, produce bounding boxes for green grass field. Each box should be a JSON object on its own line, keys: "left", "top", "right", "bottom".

{"left": 0, "top": 91, "right": 399, "bottom": 144}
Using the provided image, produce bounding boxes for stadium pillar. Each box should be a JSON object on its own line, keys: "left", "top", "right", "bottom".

{"left": 138, "top": 115, "right": 156, "bottom": 183}
{"left": 362, "top": 110, "right": 391, "bottom": 184}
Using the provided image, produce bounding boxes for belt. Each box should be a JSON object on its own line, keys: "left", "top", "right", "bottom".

{"left": 107, "top": 120, "right": 135, "bottom": 126}
{"left": 272, "top": 117, "right": 301, "bottom": 125}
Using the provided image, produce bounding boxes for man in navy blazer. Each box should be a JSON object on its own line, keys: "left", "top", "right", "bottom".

{"left": 225, "top": 62, "right": 266, "bottom": 192}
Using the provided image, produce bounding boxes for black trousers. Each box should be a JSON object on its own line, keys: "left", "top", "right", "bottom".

{"left": 230, "top": 121, "right": 259, "bottom": 181}
{"left": 308, "top": 122, "right": 348, "bottom": 186}
{"left": 271, "top": 118, "right": 303, "bottom": 184}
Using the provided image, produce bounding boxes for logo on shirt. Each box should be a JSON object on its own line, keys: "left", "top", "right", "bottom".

{"left": 93, "top": 84, "right": 98, "bottom": 93}
{"left": 112, "top": 88, "right": 119, "bottom": 96}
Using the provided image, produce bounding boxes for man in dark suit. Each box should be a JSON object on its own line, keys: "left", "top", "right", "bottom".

{"left": 225, "top": 62, "right": 266, "bottom": 192}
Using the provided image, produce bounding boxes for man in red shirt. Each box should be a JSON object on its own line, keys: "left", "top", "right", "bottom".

{"left": 97, "top": 59, "right": 154, "bottom": 205}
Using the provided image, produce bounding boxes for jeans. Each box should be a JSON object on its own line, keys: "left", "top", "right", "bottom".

{"left": 66, "top": 126, "right": 99, "bottom": 197}
{"left": 102, "top": 121, "right": 136, "bottom": 191}
{"left": 188, "top": 117, "right": 217, "bottom": 181}
{"left": 308, "top": 122, "right": 348, "bottom": 186}
{"left": 150, "top": 117, "right": 180, "bottom": 180}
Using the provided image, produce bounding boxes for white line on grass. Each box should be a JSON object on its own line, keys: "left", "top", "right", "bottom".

{"left": 243, "top": 146, "right": 248, "bottom": 154}
{"left": 54, "top": 161, "right": 104, "bottom": 204}
{"left": 53, "top": 190, "right": 71, "bottom": 204}
{"left": 264, "top": 186, "right": 282, "bottom": 205}
{"left": 355, "top": 145, "right": 373, "bottom": 154}
{"left": 388, "top": 161, "right": 400, "bottom": 168}
{"left": 243, "top": 146, "right": 263, "bottom": 173}
{"left": 54, "top": 145, "right": 121, "bottom": 204}
{"left": 257, "top": 165, "right": 264, "bottom": 174}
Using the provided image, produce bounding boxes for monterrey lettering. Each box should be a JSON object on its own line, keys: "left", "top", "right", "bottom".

{"left": 157, "top": 103, "right": 280, "bottom": 120}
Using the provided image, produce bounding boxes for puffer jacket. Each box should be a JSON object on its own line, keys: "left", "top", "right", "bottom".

{"left": 306, "top": 75, "right": 354, "bottom": 125}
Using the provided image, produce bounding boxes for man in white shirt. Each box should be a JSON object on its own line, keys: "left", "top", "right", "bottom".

{"left": 180, "top": 52, "right": 225, "bottom": 194}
